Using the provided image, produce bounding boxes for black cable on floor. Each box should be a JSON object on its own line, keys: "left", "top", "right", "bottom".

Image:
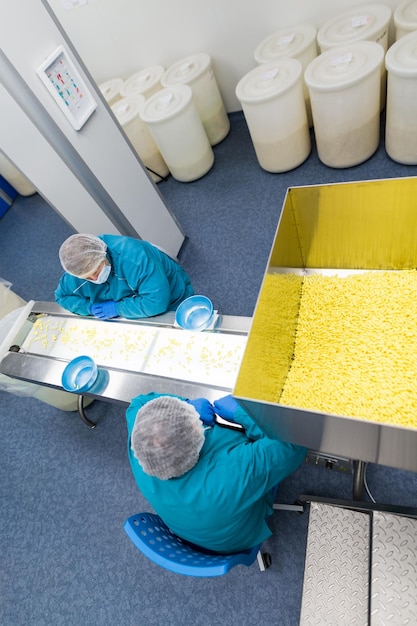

{"left": 363, "top": 463, "right": 376, "bottom": 503}
{"left": 146, "top": 166, "right": 170, "bottom": 182}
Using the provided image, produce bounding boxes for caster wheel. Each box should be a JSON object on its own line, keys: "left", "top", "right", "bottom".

{"left": 261, "top": 552, "right": 272, "bottom": 569}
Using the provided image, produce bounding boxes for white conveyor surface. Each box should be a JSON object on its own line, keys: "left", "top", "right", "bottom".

{"left": 20, "top": 315, "right": 248, "bottom": 389}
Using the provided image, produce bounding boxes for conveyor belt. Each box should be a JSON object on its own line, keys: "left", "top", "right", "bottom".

{"left": 0, "top": 301, "right": 251, "bottom": 407}
{"left": 20, "top": 314, "right": 246, "bottom": 390}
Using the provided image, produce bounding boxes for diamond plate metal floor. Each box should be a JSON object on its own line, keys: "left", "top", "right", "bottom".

{"left": 299, "top": 501, "right": 370, "bottom": 625}
{"left": 371, "top": 511, "right": 417, "bottom": 626}
{"left": 299, "top": 502, "right": 417, "bottom": 626}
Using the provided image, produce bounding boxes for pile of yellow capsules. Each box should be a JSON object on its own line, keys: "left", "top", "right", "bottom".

{"left": 240, "top": 271, "right": 417, "bottom": 428}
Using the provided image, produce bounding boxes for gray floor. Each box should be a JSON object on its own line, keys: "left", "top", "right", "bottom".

{"left": 1, "top": 112, "right": 417, "bottom": 626}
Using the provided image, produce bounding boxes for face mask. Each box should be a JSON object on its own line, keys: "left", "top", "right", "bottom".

{"left": 89, "top": 263, "right": 111, "bottom": 284}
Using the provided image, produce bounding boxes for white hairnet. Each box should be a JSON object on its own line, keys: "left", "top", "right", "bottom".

{"left": 131, "top": 396, "right": 205, "bottom": 480}
{"left": 59, "top": 234, "right": 107, "bottom": 278}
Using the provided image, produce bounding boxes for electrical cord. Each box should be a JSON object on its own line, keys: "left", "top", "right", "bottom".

{"left": 363, "top": 462, "right": 376, "bottom": 503}
{"left": 146, "top": 166, "right": 170, "bottom": 182}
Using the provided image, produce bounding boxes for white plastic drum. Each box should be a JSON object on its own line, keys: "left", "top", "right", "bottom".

{"left": 162, "top": 53, "right": 230, "bottom": 146}
{"left": 317, "top": 4, "right": 391, "bottom": 110}
{"left": 112, "top": 97, "right": 169, "bottom": 183}
{"left": 120, "top": 66, "right": 165, "bottom": 100}
{"left": 305, "top": 41, "right": 384, "bottom": 168}
{"left": 254, "top": 23, "right": 318, "bottom": 127}
{"left": 385, "top": 31, "right": 417, "bottom": 163}
{"left": 317, "top": 4, "right": 392, "bottom": 52}
{"left": 394, "top": 0, "right": 417, "bottom": 40}
{"left": 140, "top": 85, "right": 214, "bottom": 182}
{"left": 0, "top": 154, "right": 36, "bottom": 196}
{"left": 99, "top": 78, "right": 124, "bottom": 105}
{"left": 235, "top": 59, "right": 311, "bottom": 173}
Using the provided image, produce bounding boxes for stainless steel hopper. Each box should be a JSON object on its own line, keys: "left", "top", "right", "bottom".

{"left": 234, "top": 177, "right": 417, "bottom": 476}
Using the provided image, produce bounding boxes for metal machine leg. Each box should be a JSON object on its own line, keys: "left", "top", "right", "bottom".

{"left": 353, "top": 460, "right": 365, "bottom": 500}
{"left": 257, "top": 550, "right": 267, "bottom": 571}
{"left": 273, "top": 503, "right": 305, "bottom": 513}
{"left": 77, "top": 395, "right": 96, "bottom": 429}
{"left": 253, "top": 502, "right": 304, "bottom": 571}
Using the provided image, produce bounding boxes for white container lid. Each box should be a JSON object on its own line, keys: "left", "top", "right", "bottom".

{"left": 161, "top": 53, "right": 211, "bottom": 86}
{"left": 140, "top": 84, "right": 193, "bottom": 123}
{"left": 121, "top": 66, "right": 165, "bottom": 97}
{"left": 111, "top": 96, "right": 146, "bottom": 125}
{"left": 394, "top": 0, "right": 417, "bottom": 31}
{"left": 386, "top": 30, "right": 417, "bottom": 76}
{"left": 99, "top": 78, "right": 124, "bottom": 103}
{"left": 235, "top": 58, "right": 302, "bottom": 104}
{"left": 317, "top": 4, "right": 392, "bottom": 49}
{"left": 254, "top": 24, "right": 317, "bottom": 63}
{"left": 305, "top": 41, "right": 384, "bottom": 92}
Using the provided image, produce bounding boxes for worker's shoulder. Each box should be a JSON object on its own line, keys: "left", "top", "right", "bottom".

{"left": 99, "top": 234, "right": 145, "bottom": 248}
{"left": 101, "top": 234, "right": 153, "bottom": 258}
{"left": 59, "top": 271, "right": 80, "bottom": 287}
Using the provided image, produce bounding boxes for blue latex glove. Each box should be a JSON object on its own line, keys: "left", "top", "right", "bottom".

{"left": 90, "top": 300, "right": 118, "bottom": 320}
{"left": 186, "top": 398, "right": 216, "bottom": 427}
{"left": 213, "top": 395, "right": 240, "bottom": 422}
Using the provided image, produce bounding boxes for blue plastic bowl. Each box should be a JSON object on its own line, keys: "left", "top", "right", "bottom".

{"left": 175, "top": 295, "right": 214, "bottom": 331}
{"left": 62, "top": 355, "right": 98, "bottom": 393}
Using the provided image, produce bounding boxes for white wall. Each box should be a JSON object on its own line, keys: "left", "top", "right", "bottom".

{"left": 0, "top": 0, "right": 185, "bottom": 257}
{"left": 47, "top": 0, "right": 402, "bottom": 112}
{"left": 0, "top": 82, "right": 118, "bottom": 234}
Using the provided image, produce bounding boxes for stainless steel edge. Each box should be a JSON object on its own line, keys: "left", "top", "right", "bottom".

{"left": 30, "top": 301, "right": 252, "bottom": 333}
{"left": 0, "top": 351, "right": 235, "bottom": 407}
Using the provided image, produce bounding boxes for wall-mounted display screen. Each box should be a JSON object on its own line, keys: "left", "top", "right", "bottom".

{"left": 37, "top": 45, "right": 96, "bottom": 130}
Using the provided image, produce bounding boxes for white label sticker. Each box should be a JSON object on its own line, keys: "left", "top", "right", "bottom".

{"left": 277, "top": 34, "right": 296, "bottom": 46}
{"left": 331, "top": 53, "right": 353, "bottom": 66}
{"left": 158, "top": 93, "right": 174, "bottom": 108}
{"left": 351, "top": 15, "right": 370, "bottom": 28}
{"left": 261, "top": 68, "right": 279, "bottom": 80}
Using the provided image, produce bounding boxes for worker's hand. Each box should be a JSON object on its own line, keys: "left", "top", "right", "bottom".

{"left": 186, "top": 398, "right": 216, "bottom": 427}
{"left": 213, "top": 395, "right": 240, "bottom": 421}
{"left": 90, "top": 300, "right": 118, "bottom": 320}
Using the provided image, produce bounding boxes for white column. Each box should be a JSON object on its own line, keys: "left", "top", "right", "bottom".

{"left": 0, "top": 0, "right": 185, "bottom": 257}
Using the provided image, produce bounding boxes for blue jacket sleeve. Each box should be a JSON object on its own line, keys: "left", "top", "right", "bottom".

{"left": 232, "top": 435, "right": 308, "bottom": 503}
{"left": 230, "top": 403, "right": 277, "bottom": 442}
{"left": 222, "top": 402, "right": 308, "bottom": 492}
{"left": 55, "top": 275, "right": 92, "bottom": 316}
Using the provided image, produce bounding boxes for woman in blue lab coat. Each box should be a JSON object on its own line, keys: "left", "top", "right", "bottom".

{"left": 55, "top": 233, "right": 194, "bottom": 319}
{"left": 126, "top": 392, "right": 307, "bottom": 554}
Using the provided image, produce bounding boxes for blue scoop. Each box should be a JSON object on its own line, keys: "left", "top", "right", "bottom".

{"left": 62, "top": 355, "right": 98, "bottom": 393}
{"left": 175, "top": 295, "right": 214, "bottom": 331}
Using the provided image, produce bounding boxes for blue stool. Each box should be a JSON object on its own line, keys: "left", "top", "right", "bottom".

{"left": 123, "top": 512, "right": 270, "bottom": 577}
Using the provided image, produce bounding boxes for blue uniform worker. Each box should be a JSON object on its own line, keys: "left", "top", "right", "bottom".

{"left": 126, "top": 392, "right": 307, "bottom": 554}
{"left": 55, "top": 233, "right": 194, "bottom": 319}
